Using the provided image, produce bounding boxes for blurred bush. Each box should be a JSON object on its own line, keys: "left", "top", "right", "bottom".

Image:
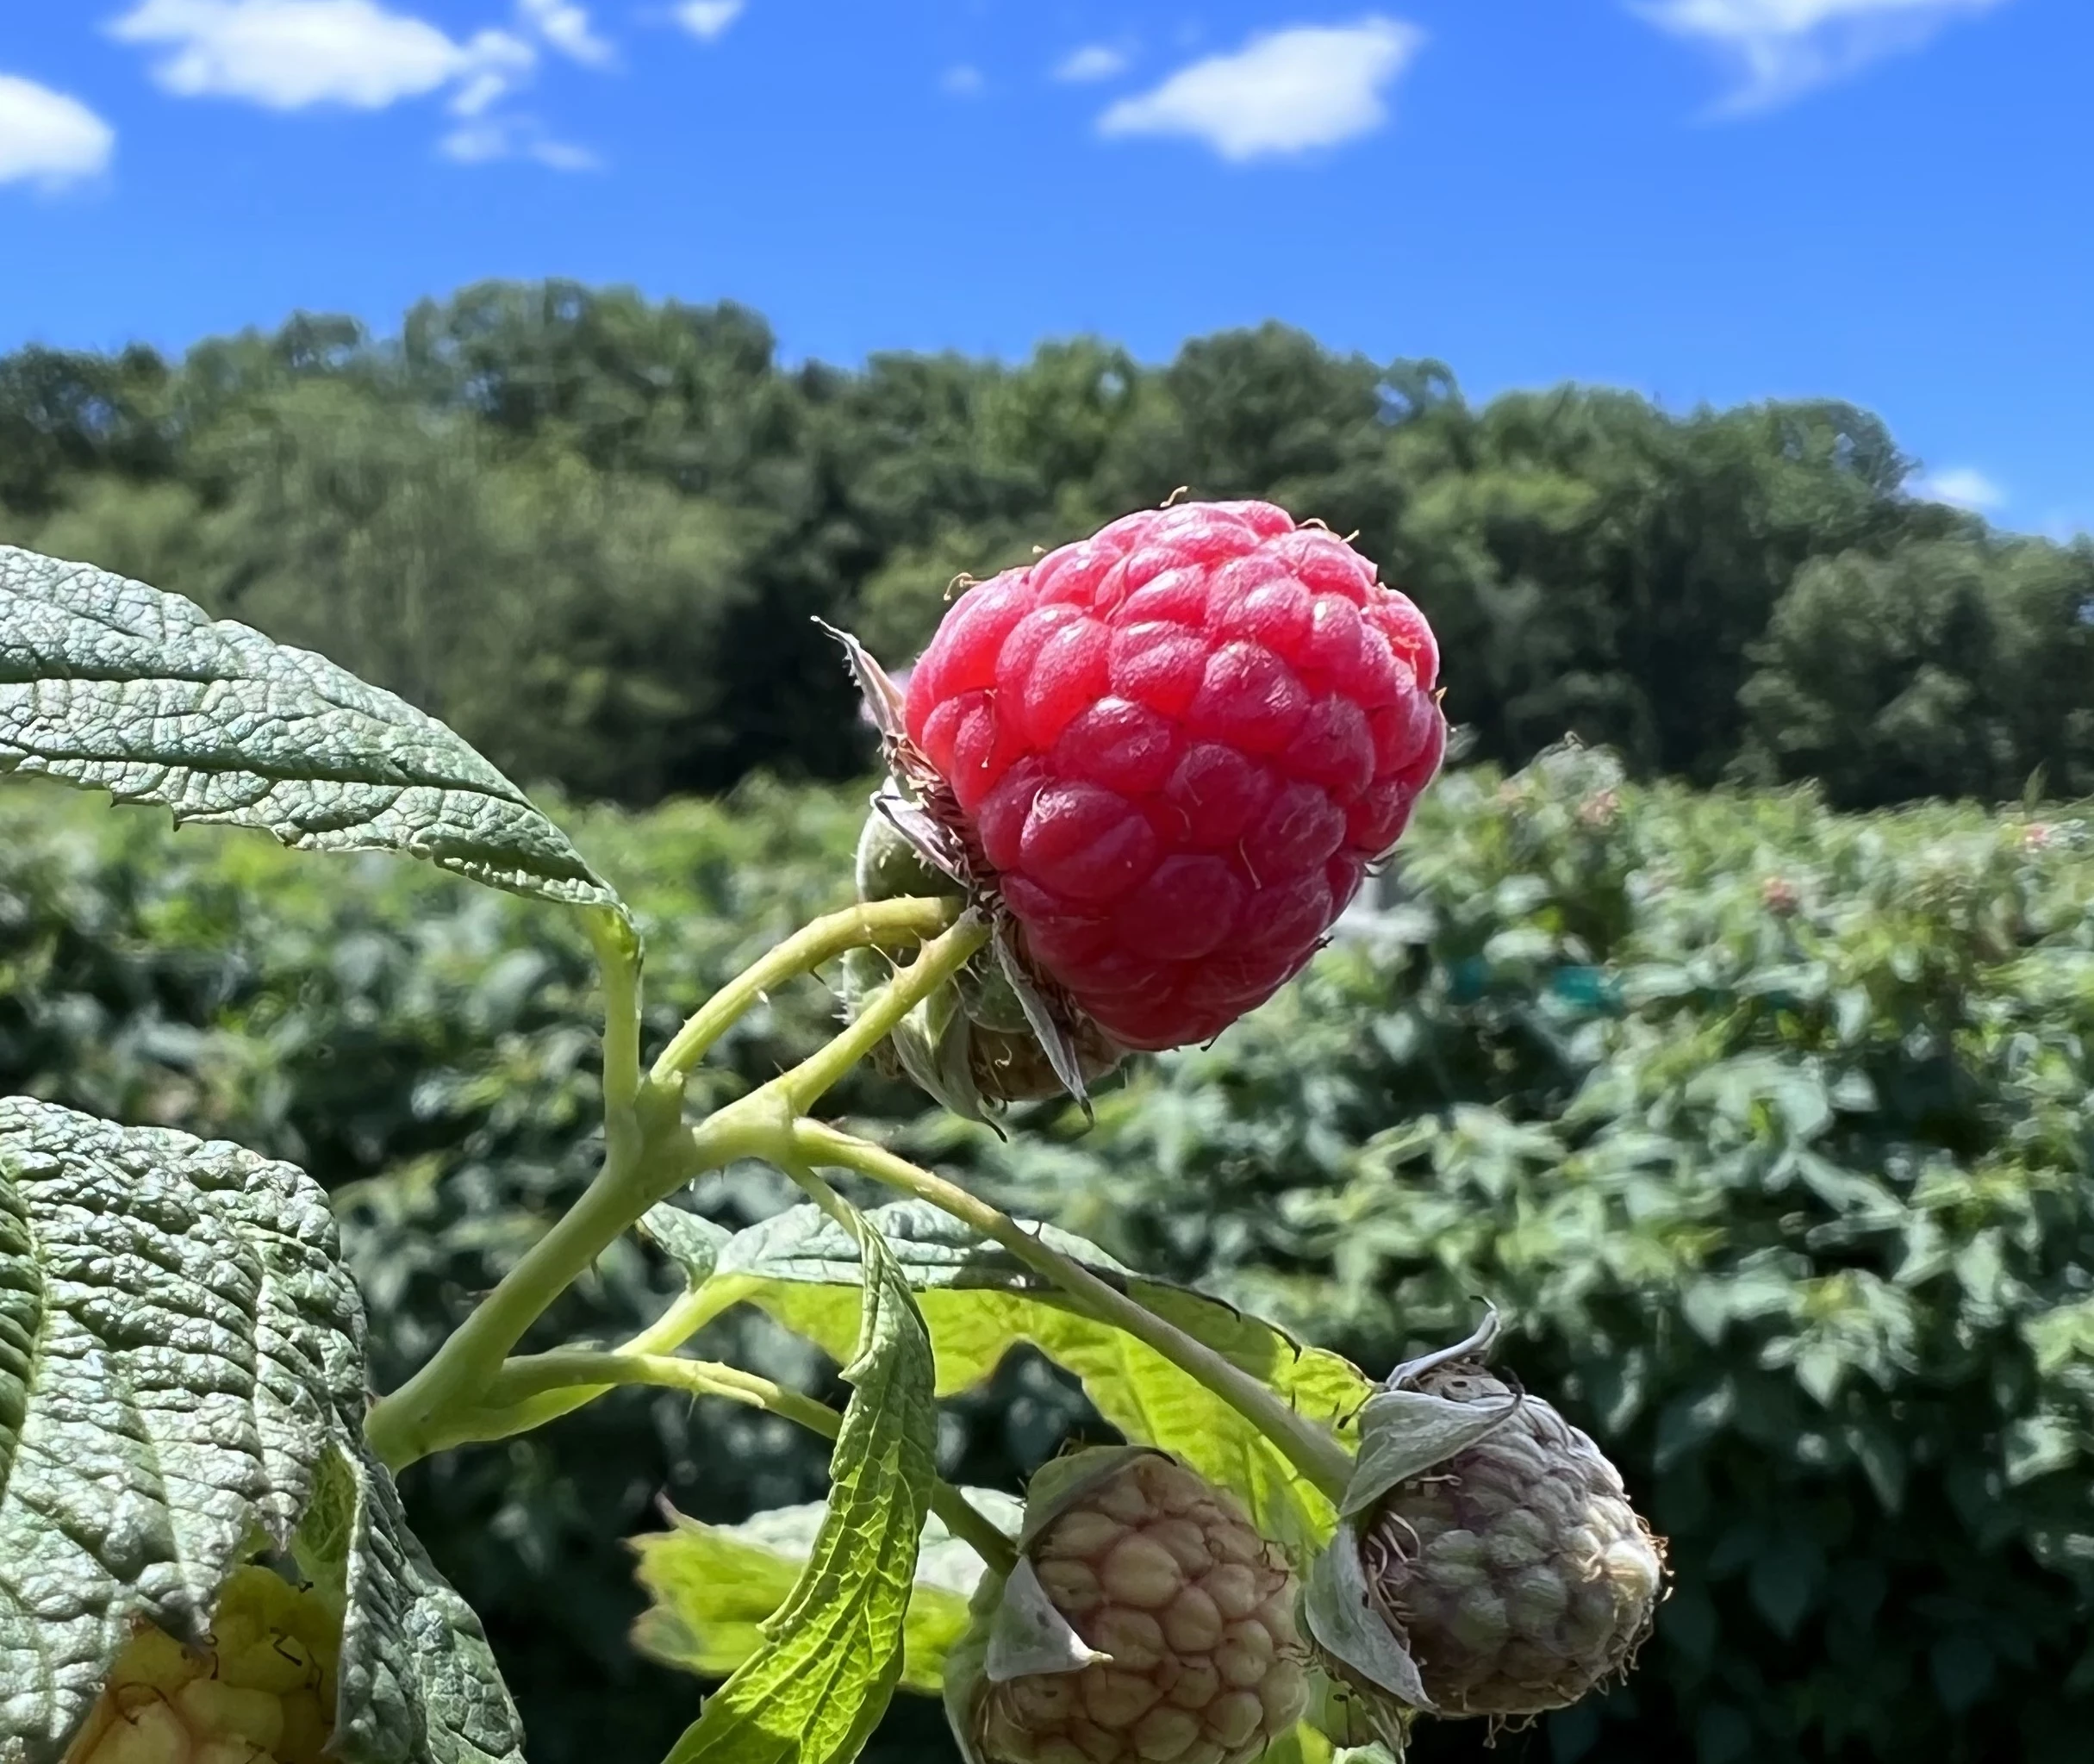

{"left": 2, "top": 751, "right": 2089, "bottom": 1762}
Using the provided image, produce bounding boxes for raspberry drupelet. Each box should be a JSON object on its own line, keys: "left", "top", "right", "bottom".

{"left": 899, "top": 499, "right": 1445, "bottom": 1052}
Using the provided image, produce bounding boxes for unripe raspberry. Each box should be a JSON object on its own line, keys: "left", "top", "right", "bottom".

{"left": 948, "top": 1449, "right": 1310, "bottom": 1764}
{"left": 1359, "top": 1362, "right": 1665, "bottom": 1717}
{"left": 861, "top": 500, "right": 1444, "bottom": 1058}
{"left": 63, "top": 1567, "right": 340, "bottom": 1764}
{"left": 1306, "top": 1324, "right": 1665, "bottom": 1738}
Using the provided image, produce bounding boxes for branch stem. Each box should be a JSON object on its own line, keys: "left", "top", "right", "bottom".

{"left": 773, "top": 912, "right": 989, "bottom": 1113}
{"left": 362, "top": 1105, "right": 759, "bottom": 1469}
{"left": 791, "top": 1120, "right": 1356, "bottom": 1504}
{"left": 365, "top": 898, "right": 971, "bottom": 1469}
{"left": 471, "top": 1349, "right": 1019, "bottom": 1577}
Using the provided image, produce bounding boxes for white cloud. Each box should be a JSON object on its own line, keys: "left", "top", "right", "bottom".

{"left": 439, "top": 111, "right": 597, "bottom": 168}
{"left": 1054, "top": 43, "right": 1130, "bottom": 83}
{"left": 516, "top": 0, "right": 613, "bottom": 66}
{"left": 1098, "top": 16, "right": 1424, "bottom": 161}
{"left": 942, "top": 63, "right": 985, "bottom": 96}
{"left": 1910, "top": 465, "right": 2005, "bottom": 511}
{"left": 0, "top": 74, "right": 115, "bottom": 190}
{"left": 674, "top": 0, "right": 744, "bottom": 41}
{"left": 107, "top": 0, "right": 507, "bottom": 110}
{"left": 1633, "top": 0, "right": 2010, "bottom": 112}
{"left": 446, "top": 31, "right": 537, "bottom": 116}
{"left": 107, "top": 1, "right": 616, "bottom": 166}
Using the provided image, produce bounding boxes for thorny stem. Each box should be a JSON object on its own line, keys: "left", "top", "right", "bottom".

{"left": 362, "top": 1104, "right": 760, "bottom": 1469}
{"left": 792, "top": 1121, "right": 1357, "bottom": 1505}
{"left": 427, "top": 1281, "right": 748, "bottom": 1447}
{"left": 648, "top": 896, "right": 962, "bottom": 1087}
{"left": 374, "top": 891, "right": 1355, "bottom": 1546}
{"left": 467, "top": 1349, "right": 1019, "bottom": 1578}
{"left": 365, "top": 913, "right": 667, "bottom": 1468}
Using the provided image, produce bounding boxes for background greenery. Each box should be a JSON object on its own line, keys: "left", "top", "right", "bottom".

{"left": 2, "top": 746, "right": 2088, "bottom": 1764}
{"left": 5, "top": 277, "right": 2091, "bottom": 1761}
{"left": 3, "top": 280, "right": 2091, "bottom": 810}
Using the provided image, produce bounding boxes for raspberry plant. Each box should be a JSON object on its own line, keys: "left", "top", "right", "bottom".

{"left": 0, "top": 504, "right": 1661, "bottom": 1764}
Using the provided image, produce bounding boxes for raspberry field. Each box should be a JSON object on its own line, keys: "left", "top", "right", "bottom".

{"left": 3, "top": 752, "right": 2086, "bottom": 1764}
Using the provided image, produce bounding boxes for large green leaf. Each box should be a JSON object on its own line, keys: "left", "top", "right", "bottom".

{"left": 297, "top": 1447, "right": 527, "bottom": 1764}
{"left": 0, "top": 1097, "right": 522, "bottom": 1764}
{"left": 661, "top": 1204, "right": 939, "bottom": 1764}
{"left": 631, "top": 1490, "right": 1021, "bottom": 1696}
{"left": 0, "top": 545, "right": 622, "bottom": 917}
{"left": 686, "top": 1200, "right": 1374, "bottom": 1554}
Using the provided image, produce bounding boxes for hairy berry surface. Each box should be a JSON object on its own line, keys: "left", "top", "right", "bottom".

{"left": 903, "top": 500, "right": 1443, "bottom": 1049}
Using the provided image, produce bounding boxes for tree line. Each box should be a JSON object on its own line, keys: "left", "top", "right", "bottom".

{"left": 3, "top": 279, "right": 2088, "bottom": 809}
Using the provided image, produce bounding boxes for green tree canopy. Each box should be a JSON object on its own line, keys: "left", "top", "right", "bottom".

{"left": 1, "top": 282, "right": 2079, "bottom": 810}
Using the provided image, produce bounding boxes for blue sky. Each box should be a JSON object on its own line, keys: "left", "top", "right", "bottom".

{"left": 0, "top": 2, "right": 2087, "bottom": 535}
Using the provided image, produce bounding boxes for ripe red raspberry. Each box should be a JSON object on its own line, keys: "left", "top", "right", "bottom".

{"left": 900, "top": 500, "right": 1444, "bottom": 1050}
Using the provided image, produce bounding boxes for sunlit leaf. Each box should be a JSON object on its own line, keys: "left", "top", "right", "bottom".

{"left": 694, "top": 1200, "right": 1374, "bottom": 1554}
{"left": 0, "top": 1096, "right": 523, "bottom": 1764}
{"left": 630, "top": 1491, "right": 1021, "bottom": 1696}
{"left": 0, "top": 545, "right": 624, "bottom": 919}
{"left": 660, "top": 1201, "right": 938, "bottom": 1764}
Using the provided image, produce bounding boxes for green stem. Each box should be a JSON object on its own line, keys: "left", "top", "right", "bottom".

{"left": 466, "top": 1349, "right": 1019, "bottom": 1578}
{"left": 649, "top": 897, "right": 960, "bottom": 1088}
{"left": 427, "top": 1281, "right": 746, "bottom": 1448}
{"left": 925, "top": 1481, "right": 1019, "bottom": 1582}
{"left": 792, "top": 1119, "right": 1357, "bottom": 1505}
{"left": 774, "top": 912, "right": 989, "bottom": 1113}
{"left": 589, "top": 907, "right": 645, "bottom": 1165}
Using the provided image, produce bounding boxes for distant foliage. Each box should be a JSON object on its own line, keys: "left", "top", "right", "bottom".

{"left": 3, "top": 754, "right": 2087, "bottom": 1761}
{"left": 3, "top": 283, "right": 2089, "bottom": 807}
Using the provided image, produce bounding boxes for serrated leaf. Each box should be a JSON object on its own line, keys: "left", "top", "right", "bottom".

{"left": 0, "top": 1096, "right": 522, "bottom": 1764}
{"left": 630, "top": 1491, "right": 1020, "bottom": 1695}
{"left": 703, "top": 1199, "right": 1374, "bottom": 1553}
{"left": 662, "top": 1205, "right": 938, "bottom": 1764}
{"left": 0, "top": 1097, "right": 365, "bottom": 1762}
{"left": 0, "top": 545, "right": 623, "bottom": 919}
{"left": 300, "top": 1446, "right": 527, "bottom": 1764}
